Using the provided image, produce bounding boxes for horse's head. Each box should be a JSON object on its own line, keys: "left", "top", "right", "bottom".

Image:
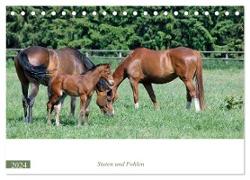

{"left": 96, "top": 89, "right": 114, "bottom": 116}
{"left": 99, "top": 64, "right": 114, "bottom": 86}
{"left": 95, "top": 64, "right": 115, "bottom": 116}
{"left": 96, "top": 83, "right": 120, "bottom": 116}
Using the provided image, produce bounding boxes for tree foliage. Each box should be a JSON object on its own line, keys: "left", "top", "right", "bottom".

{"left": 6, "top": 6, "right": 244, "bottom": 51}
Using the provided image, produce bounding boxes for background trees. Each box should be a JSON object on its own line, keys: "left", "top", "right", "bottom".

{"left": 6, "top": 6, "right": 244, "bottom": 51}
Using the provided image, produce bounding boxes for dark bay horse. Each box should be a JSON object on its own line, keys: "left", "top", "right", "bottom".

{"left": 108, "top": 47, "right": 205, "bottom": 112}
{"left": 47, "top": 64, "right": 114, "bottom": 126}
{"left": 15, "top": 46, "right": 111, "bottom": 123}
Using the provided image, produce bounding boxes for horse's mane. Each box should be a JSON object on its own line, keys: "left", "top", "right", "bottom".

{"left": 118, "top": 50, "right": 133, "bottom": 66}
{"left": 80, "top": 63, "right": 109, "bottom": 75}
{"left": 72, "top": 49, "right": 96, "bottom": 70}
{"left": 71, "top": 49, "right": 109, "bottom": 91}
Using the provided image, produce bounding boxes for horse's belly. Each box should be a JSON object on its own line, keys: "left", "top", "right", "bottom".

{"left": 141, "top": 73, "right": 177, "bottom": 84}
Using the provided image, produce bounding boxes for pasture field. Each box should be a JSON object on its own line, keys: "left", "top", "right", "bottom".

{"left": 6, "top": 59, "right": 244, "bottom": 139}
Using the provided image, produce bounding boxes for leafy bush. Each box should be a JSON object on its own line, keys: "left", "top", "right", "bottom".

{"left": 221, "top": 95, "right": 243, "bottom": 110}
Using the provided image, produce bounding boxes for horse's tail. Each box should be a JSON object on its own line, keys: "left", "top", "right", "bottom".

{"left": 195, "top": 51, "right": 205, "bottom": 110}
{"left": 17, "top": 50, "right": 49, "bottom": 84}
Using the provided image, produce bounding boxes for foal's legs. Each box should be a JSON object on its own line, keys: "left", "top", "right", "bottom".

{"left": 143, "top": 83, "right": 159, "bottom": 109}
{"left": 84, "top": 96, "right": 92, "bottom": 125}
{"left": 70, "top": 96, "right": 76, "bottom": 116}
{"left": 26, "top": 83, "right": 39, "bottom": 123}
{"left": 78, "top": 95, "right": 87, "bottom": 127}
{"left": 54, "top": 93, "right": 67, "bottom": 127}
{"left": 47, "top": 94, "right": 59, "bottom": 125}
{"left": 183, "top": 80, "right": 200, "bottom": 112}
{"left": 129, "top": 78, "right": 139, "bottom": 109}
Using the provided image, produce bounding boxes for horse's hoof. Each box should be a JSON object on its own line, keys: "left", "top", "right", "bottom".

{"left": 83, "top": 122, "right": 89, "bottom": 126}
{"left": 154, "top": 106, "right": 160, "bottom": 111}
{"left": 134, "top": 102, "right": 139, "bottom": 109}
{"left": 24, "top": 117, "right": 30, "bottom": 123}
{"left": 56, "top": 124, "right": 61, "bottom": 127}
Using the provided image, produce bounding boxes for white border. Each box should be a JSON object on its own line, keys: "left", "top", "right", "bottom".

{"left": 1, "top": 0, "right": 249, "bottom": 179}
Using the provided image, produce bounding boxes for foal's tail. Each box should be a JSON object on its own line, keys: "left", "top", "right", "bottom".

{"left": 17, "top": 51, "right": 49, "bottom": 85}
{"left": 195, "top": 51, "right": 205, "bottom": 110}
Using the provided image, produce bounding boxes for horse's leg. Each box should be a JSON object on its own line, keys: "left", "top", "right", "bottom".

{"left": 183, "top": 80, "right": 200, "bottom": 112}
{"left": 186, "top": 87, "right": 192, "bottom": 109}
{"left": 129, "top": 78, "right": 139, "bottom": 109}
{"left": 84, "top": 96, "right": 92, "bottom": 124}
{"left": 47, "top": 94, "right": 60, "bottom": 125}
{"left": 27, "top": 83, "right": 39, "bottom": 123}
{"left": 21, "top": 83, "right": 29, "bottom": 122}
{"left": 54, "top": 93, "right": 67, "bottom": 127}
{"left": 78, "top": 95, "right": 87, "bottom": 127}
{"left": 143, "top": 83, "right": 159, "bottom": 109}
{"left": 70, "top": 96, "right": 76, "bottom": 116}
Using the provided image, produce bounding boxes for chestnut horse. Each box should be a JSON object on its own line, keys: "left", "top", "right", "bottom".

{"left": 47, "top": 64, "right": 114, "bottom": 126}
{"left": 109, "top": 47, "right": 204, "bottom": 112}
{"left": 15, "top": 46, "right": 111, "bottom": 123}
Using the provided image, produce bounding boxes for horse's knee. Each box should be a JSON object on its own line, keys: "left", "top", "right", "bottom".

{"left": 189, "top": 90, "right": 196, "bottom": 99}
{"left": 85, "top": 108, "right": 90, "bottom": 117}
{"left": 22, "top": 97, "right": 28, "bottom": 109}
{"left": 29, "top": 98, "right": 36, "bottom": 107}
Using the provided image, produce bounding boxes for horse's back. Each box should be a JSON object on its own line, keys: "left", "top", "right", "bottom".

{"left": 19, "top": 46, "right": 50, "bottom": 67}
{"left": 55, "top": 48, "right": 86, "bottom": 75}
{"left": 168, "top": 47, "right": 200, "bottom": 62}
{"left": 167, "top": 47, "right": 201, "bottom": 79}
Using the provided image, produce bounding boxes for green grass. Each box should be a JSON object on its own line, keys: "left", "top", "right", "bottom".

{"left": 6, "top": 60, "right": 244, "bottom": 139}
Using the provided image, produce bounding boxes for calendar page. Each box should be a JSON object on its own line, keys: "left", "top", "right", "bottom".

{"left": 0, "top": 0, "right": 247, "bottom": 179}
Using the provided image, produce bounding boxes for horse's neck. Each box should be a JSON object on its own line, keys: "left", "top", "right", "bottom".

{"left": 84, "top": 69, "right": 101, "bottom": 93}
{"left": 113, "top": 63, "right": 126, "bottom": 90}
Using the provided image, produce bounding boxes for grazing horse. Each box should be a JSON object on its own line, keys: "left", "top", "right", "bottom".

{"left": 105, "top": 47, "right": 205, "bottom": 112}
{"left": 15, "top": 46, "right": 111, "bottom": 123}
{"left": 47, "top": 64, "right": 114, "bottom": 126}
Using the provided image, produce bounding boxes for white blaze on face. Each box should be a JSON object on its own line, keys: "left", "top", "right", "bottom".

{"left": 134, "top": 102, "right": 139, "bottom": 109}
{"left": 193, "top": 97, "right": 201, "bottom": 112}
{"left": 108, "top": 79, "right": 114, "bottom": 85}
{"left": 59, "top": 90, "right": 63, "bottom": 96}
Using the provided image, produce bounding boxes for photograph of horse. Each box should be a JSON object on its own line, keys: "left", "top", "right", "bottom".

{"left": 102, "top": 47, "right": 204, "bottom": 113}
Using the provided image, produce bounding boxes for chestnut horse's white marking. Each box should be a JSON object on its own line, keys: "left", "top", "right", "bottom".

{"left": 135, "top": 102, "right": 139, "bottom": 109}
{"left": 193, "top": 97, "right": 201, "bottom": 112}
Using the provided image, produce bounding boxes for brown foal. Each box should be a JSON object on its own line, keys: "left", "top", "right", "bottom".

{"left": 47, "top": 64, "right": 114, "bottom": 126}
